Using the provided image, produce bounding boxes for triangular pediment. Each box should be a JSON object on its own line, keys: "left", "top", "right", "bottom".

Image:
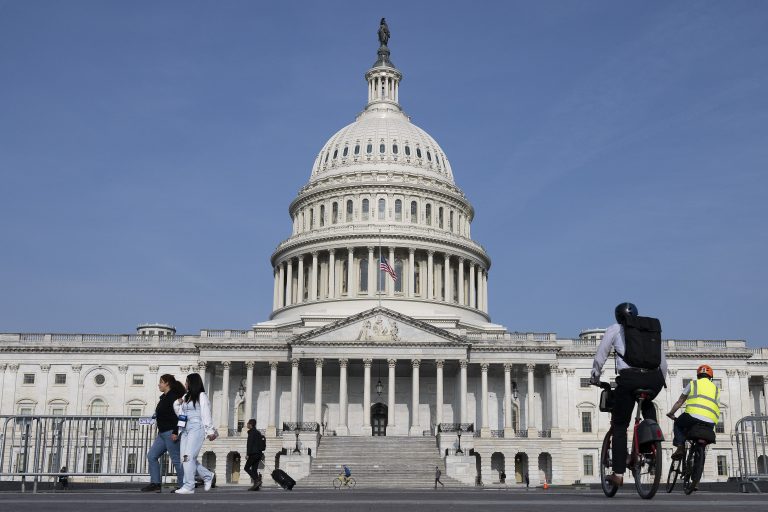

{"left": 292, "top": 307, "right": 465, "bottom": 345}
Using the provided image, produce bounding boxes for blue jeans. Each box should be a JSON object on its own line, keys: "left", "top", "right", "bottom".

{"left": 147, "top": 430, "right": 183, "bottom": 485}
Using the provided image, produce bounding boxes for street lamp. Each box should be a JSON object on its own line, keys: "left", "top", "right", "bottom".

{"left": 375, "top": 361, "right": 383, "bottom": 396}
{"left": 456, "top": 430, "right": 464, "bottom": 455}
{"left": 293, "top": 429, "right": 301, "bottom": 454}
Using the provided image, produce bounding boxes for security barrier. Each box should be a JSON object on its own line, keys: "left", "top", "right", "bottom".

{"left": 733, "top": 415, "right": 768, "bottom": 493}
{"left": 0, "top": 415, "right": 172, "bottom": 492}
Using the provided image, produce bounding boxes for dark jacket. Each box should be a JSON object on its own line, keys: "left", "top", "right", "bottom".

{"left": 154, "top": 391, "right": 180, "bottom": 434}
{"left": 246, "top": 428, "right": 265, "bottom": 456}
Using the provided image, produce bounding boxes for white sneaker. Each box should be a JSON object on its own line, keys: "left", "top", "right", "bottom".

{"left": 203, "top": 477, "right": 213, "bottom": 492}
{"left": 174, "top": 487, "right": 194, "bottom": 494}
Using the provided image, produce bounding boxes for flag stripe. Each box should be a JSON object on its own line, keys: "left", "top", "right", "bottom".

{"left": 379, "top": 257, "right": 398, "bottom": 281}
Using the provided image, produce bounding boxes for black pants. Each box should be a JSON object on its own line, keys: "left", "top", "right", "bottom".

{"left": 611, "top": 369, "right": 665, "bottom": 474}
{"left": 244, "top": 453, "right": 262, "bottom": 481}
{"left": 673, "top": 413, "right": 713, "bottom": 447}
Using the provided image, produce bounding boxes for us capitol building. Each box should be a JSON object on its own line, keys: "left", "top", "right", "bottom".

{"left": 1, "top": 27, "right": 766, "bottom": 488}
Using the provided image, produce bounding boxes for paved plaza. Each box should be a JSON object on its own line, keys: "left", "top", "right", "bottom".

{"left": 1, "top": 488, "right": 767, "bottom": 512}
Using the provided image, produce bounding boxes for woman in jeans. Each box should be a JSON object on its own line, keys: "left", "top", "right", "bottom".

{"left": 173, "top": 373, "right": 216, "bottom": 494}
{"left": 142, "top": 374, "right": 184, "bottom": 492}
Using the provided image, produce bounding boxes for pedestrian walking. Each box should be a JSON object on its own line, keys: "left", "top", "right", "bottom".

{"left": 244, "top": 419, "right": 266, "bottom": 491}
{"left": 525, "top": 472, "right": 529, "bottom": 489}
{"left": 172, "top": 373, "right": 216, "bottom": 494}
{"left": 434, "top": 465, "right": 444, "bottom": 489}
{"left": 142, "top": 374, "right": 185, "bottom": 492}
{"left": 58, "top": 466, "right": 69, "bottom": 490}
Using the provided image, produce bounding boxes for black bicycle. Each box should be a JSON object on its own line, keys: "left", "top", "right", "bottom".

{"left": 665, "top": 416, "right": 716, "bottom": 495}
{"left": 596, "top": 381, "right": 664, "bottom": 500}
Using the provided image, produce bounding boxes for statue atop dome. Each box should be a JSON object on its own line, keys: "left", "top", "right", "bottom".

{"left": 378, "top": 18, "right": 390, "bottom": 47}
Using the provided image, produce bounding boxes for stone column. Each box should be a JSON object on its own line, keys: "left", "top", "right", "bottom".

{"left": 408, "top": 248, "right": 415, "bottom": 297}
{"left": 459, "top": 359, "right": 468, "bottom": 424}
{"left": 220, "top": 361, "right": 231, "bottom": 432}
{"left": 409, "top": 359, "right": 421, "bottom": 435}
{"left": 427, "top": 251, "right": 434, "bottom": 300}
{"left": 311, "top": 252, "right": 319, "bottom": 300}
{"left": 388, "top": 359, "right": 397, "bottom": 428}
{"left": 197, "top": 361, "right": 208, "bottom": 393}
{"left": 267, "top": 361, "right": 278, "bottom": 436}
{"left": 273, "top": 268, "right": 279, "bottom": 310}
{"left": 337, "top": 359, "right": 349, "bottom": 435}
{"left": 285, "top": 259, "right": 293, "bottom": 306}
{"left": 504, "top": 363, "right": 513, "bottom": 436}
{"left": 478, "top": 269, "right": 485, "bottom": 312}
{"left": 435, "top": 360, "right": 444, "bottom": 428}
{"left": 278, "top": 263, "right": 285, "bottom": 308}
{"left": 347, "top": 247, "right": 354, "bottom": 297}
{"left": 457, "top": 258, "right": 465, "bottom": 306}
{"left": 549, "top": 364, "right": 559, "bottom": 435}
{"left": 290, "top": 358, "right": 300, "bottom": 423}
{"left": 443, "top": 254, "right": 451, "bottom": 302}
{"left": 388, "top": 247, "right": 395, "bottom": 297}
{"left": 526, "top": 363, "right": 536, "bottom": 435}
{"left": 328, "top": 249, "right": 336, "bottom": 299}
{"left": 363, "top": 359, "right": 372, "bottom": 434}
{"left": 739, "top": 370, "right": 751, "bottom": 417}
{"left": 483, "top": 271, "right": 489, "bottom": 313}
{"left": 469, "top": 263, "right": 476, "bottom": 308}
{"left": 314, "top": 359, "right": 324, "bottom": 425}
{"left": 763, "top": 375, "right": 768, "bottom": 416}
{"left": 297, "top": 255, "right": 304, "bottom": 303}
{"left": 245, "top": 361, "right": 254, "bottom": 430}
{"left": 565, "top": 368, "right": 575, "bottom": 432}
{"left": 481, "top": 363, "right": 490, "bottom": 437}
{"left": 367, "top": 246, "right": 375, "bottom": 296}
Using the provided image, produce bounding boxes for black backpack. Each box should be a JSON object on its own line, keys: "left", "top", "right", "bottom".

{"left": 257, "top": 432, "right": 267, "bottom": 452}
{"left": 618, "top": 315, "right": 662, "bottom": 370}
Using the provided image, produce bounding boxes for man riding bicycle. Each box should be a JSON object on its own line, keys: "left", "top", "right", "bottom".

{"left": 590, "top": 302, "right": 668, "bottom": 488}
{"left": 340, "top": 464, "right": 351, "bottom": 485}
{"left": 666, "top": 364, "right": 720, "bottom": 460}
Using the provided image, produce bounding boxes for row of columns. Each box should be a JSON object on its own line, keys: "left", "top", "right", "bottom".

{"left": 205, "top": 359, "right": 555, "bottom": 436}
{"left": 273, "top": 248, "right": 489, "bottom": 312}
{"left": 368, "top": 72, "right": 399, "bottom": 103}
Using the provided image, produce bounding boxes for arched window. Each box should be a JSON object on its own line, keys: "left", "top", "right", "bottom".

{"left": 324, "top": 152, "right": 329, "bottom": 163}
{"left": 309, "top": 209, "right": 315, "bottom": 229}
{"left": 366, "top": 143, "right": 373, "bottom": 154}
{"left": 395, "top": 199, "right": 402, "bottom": 221}
{"left": 416, "top": 147, "right": 422, "bottom": 158}
{"left": 379, "top": 143, "right": 386, "bottom": 154}
{"left": 332, "top": 202, "right": 338, "bottom": 224}
{"left": 394, "top": 259, "right": 403, "bottom": 293}
{"left": 319, "top": 205, "right": 325, "bottom": 227}
{"left": 90, "top": 398, "right": 108, "bottom": 416}
{"left": 425, "top": 204, "right": 432, "bottom": 226}
{"left": 378, "top": 198, "right": 386, "bottom": 220}
{"left": 449, "top": 211, "right": 454, "bottom": 232}
{"left": 346, "top": 200, "right": 353, "bottom": 222}
{"left": 342, "top": 146, "right": 348, "bottom": 157}
{"left": 438, "top": 207, "right": 444, "bottom": 229}
{"left": 333, "top": 149, "right": 338, "bottom": 160}
{"left": 392, "top": 144, "right": 399, "bottom": 154}
{"left": 362, "top": 199, "right": 369, "bottom": 221}
{"left": 414, "top": 262, "right": 421, "bottom": 296}
{"left": 300, "top": 211, "right": 305, "bottom": 232}
{"left": 405, "top": 145, "right": 411, "bottom": 156}
{"left": 427, "top": 150, "right": 432, "bottom": 162}
{"left": 410, "top": 201, "right": 418, "bottom": 223}
{"left": 354, "top": 144, "right": 360, "bottom": 155}
{"left": 359, "top": 259, "right": 368, "bottom": 293}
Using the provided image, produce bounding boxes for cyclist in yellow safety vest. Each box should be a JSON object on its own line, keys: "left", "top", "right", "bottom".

{"left": 666, "top": 364, "right": 720, "bottom": 460}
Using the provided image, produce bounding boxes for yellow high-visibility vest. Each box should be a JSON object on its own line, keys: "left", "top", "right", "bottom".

{"left": 684, "top": 377, "right": 720, "bottom": 423}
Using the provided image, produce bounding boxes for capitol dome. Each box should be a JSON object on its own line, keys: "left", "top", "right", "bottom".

{"left": 269, "top": 37, "right": 492, "bottom": 326}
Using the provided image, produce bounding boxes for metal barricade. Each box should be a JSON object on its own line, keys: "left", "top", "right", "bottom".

{"left": 0, "top": 415, "right": 173, "bottom": 492}
{"left": 733, "top": 415, "right": 768, "bottom": 493}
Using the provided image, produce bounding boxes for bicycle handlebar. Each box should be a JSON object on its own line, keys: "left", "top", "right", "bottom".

{"left": 591, "top": 381, "right": 612, "bottom": 391}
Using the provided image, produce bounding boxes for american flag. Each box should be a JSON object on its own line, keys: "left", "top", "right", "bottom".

{"left": 379, "top": 255, "right": 398, "bottom": 281}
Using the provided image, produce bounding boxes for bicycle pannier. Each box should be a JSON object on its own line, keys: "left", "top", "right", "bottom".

{"left": 599, "top": 388, "right": 615, "bottom": 413}
{"left": 636, "top": 419, "right": 665, "bottom": 445}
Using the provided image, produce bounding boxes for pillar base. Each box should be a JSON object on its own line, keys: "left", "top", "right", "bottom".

{"left": 527, "top": 427, "right": 538, "bottom": 438}
{"left": 503, "top": 427, "right": 515, "bottom": 438}
{"left": 409, "top": 425, "right": 423, "bottom": 436}
{"left": 480, "top": 427, "right": 491, "bottom": 438}
{"left": 361, "top": 426, "right": 372, "bottom": 436}
{"left": 266, "top": 426, "right": 277, "bottom": 437}
{"left": 335, "top": 426, "right": 349, "bottom": 436}
{"left": 549, "top": 427, "right": 561, "bottom": 438}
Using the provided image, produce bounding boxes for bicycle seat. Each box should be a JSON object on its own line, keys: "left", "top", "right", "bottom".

{"left": 633, "top": 389, "right": 655, "bottom": 399}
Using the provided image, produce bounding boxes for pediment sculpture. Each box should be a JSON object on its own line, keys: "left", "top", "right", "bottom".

{"left": 356, "top": 316, "right": 400, "bottom": 341}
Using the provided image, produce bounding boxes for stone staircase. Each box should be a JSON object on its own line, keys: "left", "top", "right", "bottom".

{"left": 296, "top": 436, "right": 468, "bottom": 489}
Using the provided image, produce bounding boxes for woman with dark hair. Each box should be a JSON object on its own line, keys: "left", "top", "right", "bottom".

{"left": 173, "top": 373, "right": 216, "bottom": 494}
{"left": 142, "top": 374, "right": 184, "bottom": 492}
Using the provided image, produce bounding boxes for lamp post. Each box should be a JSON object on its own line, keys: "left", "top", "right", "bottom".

{"left": 456, "top": 430, "right": 463, "bottom": 455}
{"left": 376, "top": 361, "right": 383, "bottom": 397}
{"left": 293, "top": 429, "right": 301, "bottom": 454}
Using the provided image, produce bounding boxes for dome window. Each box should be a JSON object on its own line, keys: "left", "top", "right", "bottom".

{"left": 366, "top": 143, "right": 372, "bottom": 154}
{"left": 343, "top": 146, "right": 349, "bottom": 157}
{"left": 438, "top": 207, "right": 444, "bottom": 229}
{"left": 378, "top": 198, "right": 386, "bottom": 220}
{"left": 332, "top": 202, "right": 339, "bottom": 224}
{"left": 354, "top": 144, "right": 360, "bottom": 155}
{"left": 346, "top": 200, "right": 353, "bottom": 222}
{"left": 410, "top": 201, "right": 418, "bottom": 223}
{"left": 379, "top": 143, "right": 385, "bottom": 154}
{"left": 416, "top": 148, "right": 422, "bottom": 158}
{"left": 395, "top": 199, "right": 402, "bottom": 221}
{"left": 319, "top": 205, "right": 325, "bottom": 227}
{"left": 427, "top": 151, "right": 432, "bottom": 162}
{"left": 324, "top": 152, "right": 329, "bottom": 163}
{"left": 333, "top": 149, "right": 338, "bottom": 160}
{"left": 362, "top": 199, "right": 369, "bottom": 221}
{"left": 425, "top": 204, "right": 432, "bottom": 226}
{"left": 392, "top": 144, "right": 398, "bottom": 154}
{"left": 405, "top": 145, "right": 411, "bottom": 156}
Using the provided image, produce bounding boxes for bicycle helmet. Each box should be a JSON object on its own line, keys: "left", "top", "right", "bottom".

{"left": 614, "top": 302, "right": 638, "bottom": 324}
{"left": 696, "top": 364, "right": 714, "bottom": 379}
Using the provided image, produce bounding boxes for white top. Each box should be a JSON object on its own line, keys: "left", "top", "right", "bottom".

{"left": 592, "top": 323, "right": 668, "bottom": 378}
{"left": 173, "top": 391, "right": 215, "bottom": 436}
{"left": 681, "top": 382, "right": 718, "bottom": 424}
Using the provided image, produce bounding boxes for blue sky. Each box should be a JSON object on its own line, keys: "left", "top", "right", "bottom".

{"left": 1, "top": 1, "right": 766, "bottom": 344}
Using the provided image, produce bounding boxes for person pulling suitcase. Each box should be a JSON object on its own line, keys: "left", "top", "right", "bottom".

{"left": 244, "top": 419, "right": 266, "bottom": 491}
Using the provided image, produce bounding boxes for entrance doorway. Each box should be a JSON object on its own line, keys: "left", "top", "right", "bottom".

{"left": 371, "top": 403, "right": 388, "bottom": 436}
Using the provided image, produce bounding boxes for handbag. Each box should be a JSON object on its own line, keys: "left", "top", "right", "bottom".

{"left": 207, "top": 428, "right": 220, "bottom": 441}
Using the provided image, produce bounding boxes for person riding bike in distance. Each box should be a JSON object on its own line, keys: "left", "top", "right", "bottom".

{"left": 341, "top": 464, "right": 351, "bottom": 485}
{"left": 666, "top": 364, "right": 720, "bottom": 460}
{"left": 590, "top": 302, "right": 668, "bottom": 488}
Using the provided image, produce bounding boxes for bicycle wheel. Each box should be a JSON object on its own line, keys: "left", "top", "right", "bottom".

{"left": 600, "top": 430, "right": 618, "bottom": 498}
{"left": 347, "top": 477, "right": 356, "bottom": 489}
{"left": 633, "top": 440, "right": 662, "bottom": 499}
{"left": 666, "top": 457, "right": 680, "bottom": 493}
{"left": 684, "top": 444, "right": 705, "bottom": 495}
{"left": 333, "top": 477, "right": 341, "bottom": 489}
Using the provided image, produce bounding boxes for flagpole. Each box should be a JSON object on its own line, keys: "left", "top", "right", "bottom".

{"left": 378, "top": 228, "right": 382, "bottom": 308}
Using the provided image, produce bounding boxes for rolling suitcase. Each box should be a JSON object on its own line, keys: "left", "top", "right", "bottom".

{"left": 271, "top": 469, "right": 296, "bottom": 490}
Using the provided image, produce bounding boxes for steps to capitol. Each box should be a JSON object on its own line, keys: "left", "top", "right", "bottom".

{"left": 295, "top": 436, "right": 468, "bottom": 489}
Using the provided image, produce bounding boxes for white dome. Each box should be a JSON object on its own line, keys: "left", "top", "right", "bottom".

{"left": 310, "top": 103, "right": 455, "bottom": 185}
